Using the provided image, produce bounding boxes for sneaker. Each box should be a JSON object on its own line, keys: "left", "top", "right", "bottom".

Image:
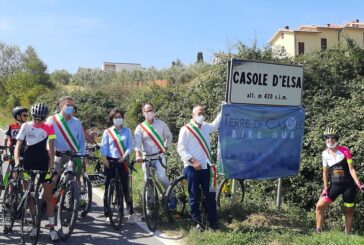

{"left": 315, "top": 228, "right": 321, "bottom": 234}
{"left": 49, "top": 229, "right": 59, "bottom": 242}
{"left": 195, "top": 224, "right": 204, "bottom": 232}
{"left": 105, "top": 217, "right": 110, "bottom": 224}
{"left": 168, "top": 197, "right": 177, "bottom": 210}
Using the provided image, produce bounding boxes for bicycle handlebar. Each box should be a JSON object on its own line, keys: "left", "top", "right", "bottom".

{"left": 0, "top": 145, "right": 13, "bottom": 150}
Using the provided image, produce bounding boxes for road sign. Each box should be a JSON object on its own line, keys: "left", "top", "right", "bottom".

{"left": 227, "top": 59, "right": 304, "bottom": 106}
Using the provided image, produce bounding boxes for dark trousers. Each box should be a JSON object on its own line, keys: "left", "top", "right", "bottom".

{"left": 184, "top": 166, "right": 217, "bottom": 226}
{"left": 103, "top": 159, "right": 133, "bottom": 215}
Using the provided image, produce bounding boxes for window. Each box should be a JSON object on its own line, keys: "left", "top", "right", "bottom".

{"left": 321, "top": 38, "right": 327, "bottom": 50}
{"left": 298, "top": 42, "right": 305, "bottom": 55}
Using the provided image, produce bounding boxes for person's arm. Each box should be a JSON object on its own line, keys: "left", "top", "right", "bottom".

{"left": 323, "top": 167, "right": 329, "bottom": 189}
{"left": 100, "top": 130, "right": 110, "bottom": 168}
{"left": 134, "top": 126, "right": 143, "bottom": 162}
{"left": 205, "top": 111, "right": 222, "bottom": 132}
{"left": 123, "top": 128, "right": 133, "bottom": 160}
{"left": 348, "top": 163, "right": 361, "bottom": 186}
{"left": 162, "top": 121, "right": 173, "bottom": 147}
{"left": 78, "top": 123, "right": 86, "bottom": 155}
{"left": 48, "top": 139, "right": 55, "bottom": 169}
{"left": 3, "top": 126, "right": 10, "bottom": 153}
{"left": 177, "top": 126, "right": 201, "bottom": 170}
{"left": 14, "top": 139, "right": 22, "bottom": 167}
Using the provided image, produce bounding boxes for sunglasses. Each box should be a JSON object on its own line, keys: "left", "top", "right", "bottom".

{"left": 33, "top": 117, "right": 46, "bottom": 121}
{"left": 324, "top": 136, "right": 337, "bottom": 140}
{"left": 21, "top": 114, "right": 29, "bottom": 117}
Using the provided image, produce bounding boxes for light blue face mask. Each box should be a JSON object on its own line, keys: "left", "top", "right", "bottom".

{"left": 64, "top": 106, "right": 74, "bottom": 116}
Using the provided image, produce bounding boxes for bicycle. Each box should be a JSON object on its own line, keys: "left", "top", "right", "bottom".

{"left": 137, "top": 154, "right": 175, "bottom": 232}
{"left": 2, "top": 168, "right": 49, "bottom": 244}
{"left": 53, "top": 151, "right": 80, "bottom": 240}
{"left": 216, "top": 178, "right": 245, "bottom": 211}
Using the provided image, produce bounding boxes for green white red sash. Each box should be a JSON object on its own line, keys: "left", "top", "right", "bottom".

{"left": 106, "top": 126, "right": 127, "bottom": 158}
{"left": 140, "top": 121, "right": 165, "bottom": 153}
{"left": 185, "top": 120, "right": 215, "bottom": 191}
{"left": 185, "top": 120, "right": 212, "bottom": 161}
{"left": 52, "top": 113, "right": 80, "bottom": 152}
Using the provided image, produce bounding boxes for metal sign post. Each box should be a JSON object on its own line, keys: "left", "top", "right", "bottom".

{"left": 276, "top": 178, "right": 282, "bottom": 210}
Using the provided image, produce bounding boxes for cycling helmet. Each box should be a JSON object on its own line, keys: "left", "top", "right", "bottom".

{"left": 12, "top": 106, "right": 28, "bottom": 120}
{"left": 31, "top": 103, "right": 49, "bottom": 119}
{"left": 323, "top": 127, "right": 339, "bottom": 140}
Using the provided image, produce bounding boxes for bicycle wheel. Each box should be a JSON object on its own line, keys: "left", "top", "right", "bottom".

{"left": 79, "top": 174, "right": 92, "bottom": 218}
{"left": 165, "top": 175, "right": 189, "bottom": 222}
{"left": 20, "top": 193, "right": 41, "bottom": 245}
{"left": 216, "top": 178, "right": 245, "bottom": 210}
{"left": 143, "top": 179, "right": 159, "bottom": 232}
{"left": 2, "top": 179, "right": 18, "bottom": 234}
{"left": 106, "top": 178, "right": 124, "bottom": 230}
{"left": 57, "top": 180, "right": 79, "bottom": 241}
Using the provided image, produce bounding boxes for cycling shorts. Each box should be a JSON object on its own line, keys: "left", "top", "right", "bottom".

{"left": 326, "top": 182, "right": 357, "bottom": 207}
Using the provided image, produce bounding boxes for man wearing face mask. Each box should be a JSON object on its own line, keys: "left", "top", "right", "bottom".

{"left": 177, "top": 105, "right": 221, "bottom": 231}
{"left": 134, "top": 103, "right": 173, "bottom": 194}
{"left": 315, "top": 127, "right": 363, "bottom": 234}
{"left": 100, "top": 108, "right": 134, "bottom": 223}
{"left": 47, "top": 96, "right": 86, "bottom": 175}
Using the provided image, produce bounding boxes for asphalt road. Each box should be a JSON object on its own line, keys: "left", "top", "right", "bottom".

{"left": 0, "top": 128, "right": 180, "bottom": 245}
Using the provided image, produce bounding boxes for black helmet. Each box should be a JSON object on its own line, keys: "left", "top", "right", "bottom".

{"left": 12, "top": 106, "right": 28, "bottom": 120}
{"left": 31, "top": 103, "right": 49, "bottom": 119}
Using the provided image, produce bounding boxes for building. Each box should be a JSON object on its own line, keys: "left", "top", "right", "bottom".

{"left": 269, "top": 19, "right": 364, "bottom": 56}
{"left": 101, "top": 62, "right": 142, "bottom": 72}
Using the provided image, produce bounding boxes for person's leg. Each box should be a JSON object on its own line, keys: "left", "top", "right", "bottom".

{"left": 118, "top": 162, "right": 133, "bottom": 214}
{"left": 343, "top": 184, "right": 357, "bottom": 234}
{"left": 315, "top": 198, "right": 330, "bottom": 231}
{"left": 184, "top": 166, "right": 201, "bottom": 223}
{"left": 200, "top": 167, "right": 217, "bottom": 227}
{"left": 42, "top": 182, "right": 55, "bottom": 225}
{"left": 155, "top": 156, "right": 170, "bottom": 190}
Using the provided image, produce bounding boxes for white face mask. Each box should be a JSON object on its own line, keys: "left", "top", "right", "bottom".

{"left": 144, "top": 111, "right": 155, "bottom": 121}
{"left": 326, "top": 142, "right": 338, "bottom": 149}
{"left": 194, "top": 115, "right": 205, "bottom": 124}
{"left": 113, "top": 118, "right": 123, "bottom": 127}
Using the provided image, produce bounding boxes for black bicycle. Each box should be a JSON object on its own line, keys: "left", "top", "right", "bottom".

{"left": 2, "top": 168, "right": 49, "bottom": 244}
{"left": 53, "top": 152, "right": 80, "bottom": 240}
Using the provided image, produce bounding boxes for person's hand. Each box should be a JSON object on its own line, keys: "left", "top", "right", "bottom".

{"left": 357, "top": 183, "right": 364, "bottom": 193}
{"left": 320, "top": 187, "right": 328, "bottom": 197}
{"left": 136, "top": 157, "right": 143, "bottom": 163}
{"left": 103, "top": 159, "right": 109, "bottom": 169}
{"left": 191, "top": 159, "right": 202, "bottom": 171}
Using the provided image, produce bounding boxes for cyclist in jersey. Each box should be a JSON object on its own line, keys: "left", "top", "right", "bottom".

{"left": 14, "top": 103, "right": 59, "bottom": 241}
{"left": 315, "top": 127, "right": 364, "bottom": 234}
{"left": 3, "top": 106, "right": 29, "bottom": 160}
{"left": 100, "top": 108, "right": 134, "bottom": 223}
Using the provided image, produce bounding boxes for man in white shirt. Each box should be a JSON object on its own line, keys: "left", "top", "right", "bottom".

{"left": 177, "top": 105, "right": 221, "bottom": 230}
{"left": 134, "top": 103, "right": 173, "bottom": 190}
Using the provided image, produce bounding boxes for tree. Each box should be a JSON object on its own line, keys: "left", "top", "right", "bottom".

{"left": 196, "top": 52, "right": 204, "bottom": 63}
{"left": 50, "top": 70, "right": 72, "bottom": 85}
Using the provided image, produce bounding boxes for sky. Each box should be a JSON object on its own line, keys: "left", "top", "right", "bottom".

{"left": 0, "top": 0, "right": 363, "bottom": 73}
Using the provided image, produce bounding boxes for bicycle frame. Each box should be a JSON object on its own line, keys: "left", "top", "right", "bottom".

{"left": 144, "top": 157, "right": 165, "bottom": 195}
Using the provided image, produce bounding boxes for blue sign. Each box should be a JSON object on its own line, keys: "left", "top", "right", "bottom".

{"left": 218, "top": 104, "right": 305, "bottom": 180}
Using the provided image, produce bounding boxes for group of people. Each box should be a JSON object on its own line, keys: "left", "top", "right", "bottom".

{"left": 2, "top": 95, "right": 363, "bottom": 239}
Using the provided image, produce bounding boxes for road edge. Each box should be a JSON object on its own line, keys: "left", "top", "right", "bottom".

{"left": 92, "top": 187, "right": 183, "bottom": 245}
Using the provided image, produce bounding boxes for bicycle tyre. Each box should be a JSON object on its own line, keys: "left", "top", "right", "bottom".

{"left": 106, "top": 178, "right": 124, "bottom": 230}
{"left": 216, "top": 178, "right": 245, "bottom": 210}
{"left": 165, "top": 175, "right": 189, "bottom": 222}
{"left": 20, "top": 193, "right": 40, "bottom": 245}
{"left": 57, "top": 180, "right": 79, "bottom": 241}
{"left": 143, "top": 179, "right": 159, "bottom": 232}
{"left": 79, "top": 174, "right": 92, "bottom": 218}
{"left": 2, "top": 179, "right": 18, "bottom": 234}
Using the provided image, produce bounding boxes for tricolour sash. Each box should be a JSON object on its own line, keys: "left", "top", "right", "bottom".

{"left": 106, "top": 126, "right": 127, "bottom": 158}
{"left": 140, "top": 121, "right": 165, "bottom": 153}
{"left": 52, "top": 113, "right": 80, "bottom": 152}
{"left": 185, "top": 120, "right": 216, "bottom": 191}
{"left": 185, "top": 120, "right": 212, "bottom": 161}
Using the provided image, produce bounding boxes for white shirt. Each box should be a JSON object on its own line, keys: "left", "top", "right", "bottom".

{"left": 177, "top": 113, "right": 221, "bottom": 169}
{"left": 134, "top": 119, "right": 173, "bottom": 155}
